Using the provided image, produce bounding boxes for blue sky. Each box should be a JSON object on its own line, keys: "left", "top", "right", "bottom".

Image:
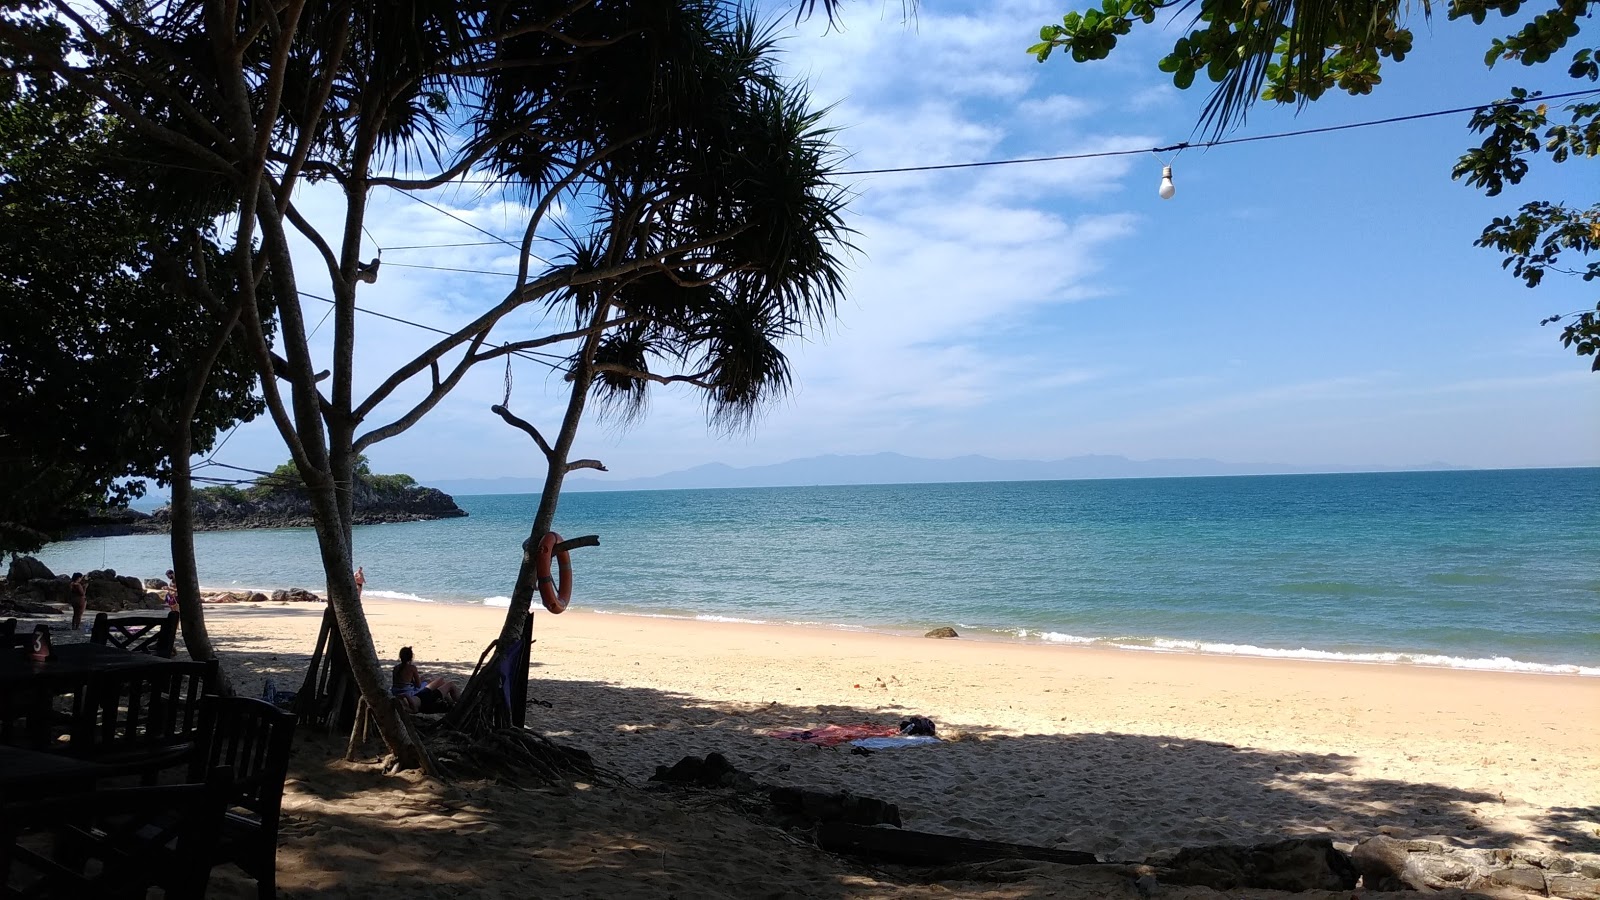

{"left": 209, "top": 0, "right": 1599, "bottom": 487}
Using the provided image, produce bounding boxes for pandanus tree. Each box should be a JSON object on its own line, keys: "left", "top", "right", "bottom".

{"left": 443, "top": 8, "right": 851, "bottom": 734}
{"left": 2, "top": 0, "right": 851, "bottom": 769}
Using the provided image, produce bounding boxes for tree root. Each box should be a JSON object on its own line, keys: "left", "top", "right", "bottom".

{"left": 423, "top": 724, "right": 622, "bottom": 787}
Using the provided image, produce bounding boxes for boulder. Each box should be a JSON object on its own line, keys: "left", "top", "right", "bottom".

{"left": 82, "top": 571, "right": 145, "bottom": 612}
{"left": 136, "top": 592, "right": 167, "bottom": 610}
{"left": 249, "top": 592, "right": 270, "bottom": 604}
{"left": 26, "top": 577, "right": 73, "bottom": 606}
{"left": 144, "top": 578, "right": 169, "bottom": 590}
{"left": 924, "top": 626, "right": 959, "bottom": 639}
{"left": 1350, "top": 836, "right": 1600, "bottom": 899}
{"left": 7, "top": 556, "right": 54, "bottom": 583}
{"left": 1148, "top": 837, "right": 1357, "bottom": 892}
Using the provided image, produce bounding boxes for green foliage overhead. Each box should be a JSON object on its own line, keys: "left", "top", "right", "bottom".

{"left": 0, "top": 14, "right": 269, "bottom": 555}
{"left": 1029, "top": 0, "right": 1600, "bottom": 369}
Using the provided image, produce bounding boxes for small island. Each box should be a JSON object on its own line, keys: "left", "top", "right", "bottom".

{"left": 72, "top": 457, "right": 466, "bottom": 535}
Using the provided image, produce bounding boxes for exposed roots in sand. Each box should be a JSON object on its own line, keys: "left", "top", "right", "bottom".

{"left": 424, "top": 724, "right": 624, "bottom": 787}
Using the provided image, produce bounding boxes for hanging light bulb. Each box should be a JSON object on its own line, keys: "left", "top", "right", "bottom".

{"left": 1158, "top": 165, "right": 1175, "bottom": 200}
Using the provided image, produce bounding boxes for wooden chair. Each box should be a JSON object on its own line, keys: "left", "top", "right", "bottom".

{"left": 89, "top": 611, "right": 179, "bottom": 658}
{"left": 64, "top": 659, "right": 217, "bottom": 778}
{"left": 188, "top": 697, "right": 298, "bottom": 900}
{"left": 0, "top": 765, "right": 233, "bottom": 899}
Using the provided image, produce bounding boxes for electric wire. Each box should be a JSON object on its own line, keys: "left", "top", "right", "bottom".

{"left": 383, "top": 261, "right": 525, "bottom": 278}
{"left": 392, "top": 189, "right": 555, "bottom": 268}
{"left": 295, "top": 291, "right": 569, "bottom": 368}
{"left": 828, "top": 87, "right": 1600, "bottom": 176}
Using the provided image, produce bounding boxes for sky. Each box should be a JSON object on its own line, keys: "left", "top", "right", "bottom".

{"left": 206, "top": 0, "right": 1600, "bottom": 488}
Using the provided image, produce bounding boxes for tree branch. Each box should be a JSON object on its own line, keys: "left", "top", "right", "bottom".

{"left": 566, "top": 459, "right": 607, "bottom": 473}
{"left": 592, "top": 362, "right": 715, "bottom": 389}
{"left": 489, "top": 404, "right": 554, "bottom": 459}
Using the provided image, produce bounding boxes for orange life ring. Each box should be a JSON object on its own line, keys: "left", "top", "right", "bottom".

{"left": 535, "top": 531, "right": 572, "bottom": 614}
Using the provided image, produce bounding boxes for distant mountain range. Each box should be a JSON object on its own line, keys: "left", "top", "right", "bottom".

{"left": 424, "top": 452, "right": 1470, "bottom": 496}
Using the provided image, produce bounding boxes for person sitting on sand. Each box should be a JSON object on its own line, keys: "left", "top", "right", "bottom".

{"left": 391, "top": 646, "right": 460, "bottom": 713}
{"left": 68, "top": 573, "right": 86, "bottom": 630}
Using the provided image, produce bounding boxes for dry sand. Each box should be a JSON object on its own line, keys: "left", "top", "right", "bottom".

{"left": 184, "top": 598, "right": 1600, "bottom": 897}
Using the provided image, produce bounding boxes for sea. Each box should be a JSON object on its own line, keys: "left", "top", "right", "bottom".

{"left": 32, "top": 468, "right": 1600, "bottom": 676}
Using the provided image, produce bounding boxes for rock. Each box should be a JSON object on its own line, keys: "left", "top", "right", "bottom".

{"left": 277, "top": 587, "right": 322, "bottom": 603}
{"left": 270, "top": 589, "right": 289, "bottom": 603}
{"left": 249, "top": 592, "right": 269, "bottom": 604}
{"left": 768, "top": 786, "right": 902, "bottom": 828}
{"left": 137, "top": 592, "right": 167, "bottom": 610}
{"left": 1350, "top": 836, "right": 1600, "bottom": 898}
{"left": 1151, "top": 837, "right": 1357, "bottom": 892}
{"left": 141, "top": 480, "right": 468, "bottom": 533}
{"left": 83, "top": 572, "right": 143, "bottom": 611}
{"left": 7, "top": 556, "right": 54, "bottom": 583}
{"left": 1550, "top": 874, "right": 1600, "bottom": 900}
{"left": 651, "top": 752, "right": 740, "bottom": 787}
{"left": 144, "top": 578, "right": 169, "bottom": 590}
{"left": 924, "top": 626, "right": 959, "bottom": 639}
{"left": 26, "top": 577, "right": 72, "bottom": 606}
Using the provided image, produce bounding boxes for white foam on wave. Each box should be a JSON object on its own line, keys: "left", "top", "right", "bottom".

{"left": 1142, "top": 638, "right": 1600, "bottom": 676}
{"left": 695, "top": 614, "right": 768, "bottom": 624}
{"left": 482, "top": 596, "right": 512, "bottom": 608}
{"left": 364, "top": 589, "right": 433, "bottom": 603}
{"left": 998, "top": 628, "right": 1598, "bottom": 676}
{"left": 1013, "top": 629, "right": 1098, "bottom": 645}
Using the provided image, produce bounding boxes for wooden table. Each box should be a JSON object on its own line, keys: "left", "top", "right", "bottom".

{"left": 1, "top": 644, "right": 182, "bottom": 750}
{"left": 0, "top": 643, "right": 179, "bottom": 689}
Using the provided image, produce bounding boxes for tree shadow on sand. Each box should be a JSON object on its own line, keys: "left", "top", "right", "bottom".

{"left": 187, "top": 639, "right": 1599, "bottom": 900}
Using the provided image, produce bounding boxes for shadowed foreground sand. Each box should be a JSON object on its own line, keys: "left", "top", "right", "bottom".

{"left": 187, "top": 599, "right": 1597, "bottom": 898}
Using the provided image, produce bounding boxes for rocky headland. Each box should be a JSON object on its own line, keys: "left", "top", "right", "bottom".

{"left": 63, "top": 462, "right": 466, "bottom": 536}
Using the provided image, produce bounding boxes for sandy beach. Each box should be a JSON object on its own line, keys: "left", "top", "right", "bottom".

{"left": 153, "top": 596, "right": 1598, "bottom": 897}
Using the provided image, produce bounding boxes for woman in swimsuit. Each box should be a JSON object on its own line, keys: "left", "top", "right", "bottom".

{"left": 391, "top": 646, "right": 460, "bottom": 713}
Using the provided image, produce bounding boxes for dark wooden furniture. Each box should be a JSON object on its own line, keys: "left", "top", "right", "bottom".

{"left": 0, "top": 747, "right": 109, "bottom": 802}
{"left": 64, "top": 659, "right": 217, "bottom": 778}
{"left": 2, "top": 623, "right": 47, "bottom": 658}
{"left": 0, "top": 644, "right": 184, "bottom": 750}
{"left": 189, "top": 697, "right": 298, "bottom": 900}
{"left": 0, "top": 766, "right": 233, "bottom": 899}
{"left": 89, "top": 611, "right": 179, "bottom": 658}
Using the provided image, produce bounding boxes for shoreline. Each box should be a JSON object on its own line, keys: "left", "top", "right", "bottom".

{"left": 190, "top": 585, "right": 1600, "bottom": 678}
{"left": 194, "top": 596, "right": 1600, "bottom": 866}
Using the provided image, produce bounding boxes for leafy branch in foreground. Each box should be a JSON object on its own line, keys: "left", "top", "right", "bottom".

{"left": 1029, "top": 0, "right": 1599, "bottom": 368}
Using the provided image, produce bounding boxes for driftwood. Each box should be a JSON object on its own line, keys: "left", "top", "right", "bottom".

{"left": 818, "top": 822, "right": 1098, "bottom": 867}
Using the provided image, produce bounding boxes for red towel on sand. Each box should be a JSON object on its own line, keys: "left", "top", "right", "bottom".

{"left": 769, "top": 724, "right": 901, "bottom": 747}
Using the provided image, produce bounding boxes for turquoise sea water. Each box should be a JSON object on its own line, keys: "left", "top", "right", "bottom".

{"left": 35, "top": 468, "right": 1600, "bottom": 675}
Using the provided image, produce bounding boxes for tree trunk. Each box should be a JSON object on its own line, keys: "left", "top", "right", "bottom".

{"left": 444, "top": 305, "right": 606, "bottom": 732}
{"left": 167, "top": 432, "right": 234, "bottom": 695}
{"left": 252, "top": 198, "right": 423, "bottom": 770}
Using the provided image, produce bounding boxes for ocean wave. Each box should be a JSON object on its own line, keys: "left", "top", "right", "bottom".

{"left": 1011, "top": 628, "right": 1099, "bottom": 645}
{"left": 482, "top": 596, "right": 512, "bottom": 608}
{"left": 995, "top": 628, "right": 1598, "bottom": 676}
{"left": 364, "top": 590, "right": 433, "bottom": 603}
